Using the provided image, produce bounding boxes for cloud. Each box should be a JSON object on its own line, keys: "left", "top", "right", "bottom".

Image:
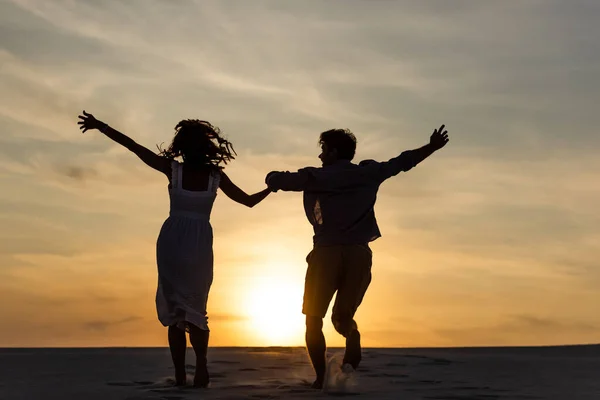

{"left": 362, "top": 315, "right": 600, "bottom": 347}
{"left": 83, "top": 316, "right": 143, "bottom": 332}
{"left": 58, "top": 165, "right": 99, "bottom": 182}
{"left": 209, "top": 314, "right": 249, "bottom": 323}
{"left": 3, "top": 0, "right": 599, "bottom": 155}
{"left": 510, "top": 315, "right": 597, "bottom": 332}
{"left": 434, "top": 314, "right": 600, "bottom": 346}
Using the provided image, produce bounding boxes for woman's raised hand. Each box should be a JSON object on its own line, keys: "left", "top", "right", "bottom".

{"left": 78, "top": 110, "right": 106, "bottom": 133}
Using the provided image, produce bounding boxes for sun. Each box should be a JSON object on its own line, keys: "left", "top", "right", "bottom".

{"left": 243, "top": 276, "right": 305, "bottom": 345}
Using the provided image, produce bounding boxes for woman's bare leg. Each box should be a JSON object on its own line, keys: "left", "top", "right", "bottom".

{"left": 168, "top": 325, "right": 187, "bottom": 386}
{"left": 189, "top": 324, "right": 210, "bottom": 388}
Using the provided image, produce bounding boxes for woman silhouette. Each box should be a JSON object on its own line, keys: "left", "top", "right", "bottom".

{"left": 78, "top": 111, "right": 272, "bottom": 387}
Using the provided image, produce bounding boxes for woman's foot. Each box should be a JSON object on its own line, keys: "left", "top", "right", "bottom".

{"left": 174, "top": 370, "right": 187, "bottom": 386}
{"left": 311, "top": 379, "right": 324, "bottom": 389}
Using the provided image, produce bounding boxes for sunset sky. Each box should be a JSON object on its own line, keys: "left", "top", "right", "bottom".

{"left": 1, "top": 0, "right": 599, "bottom": 348}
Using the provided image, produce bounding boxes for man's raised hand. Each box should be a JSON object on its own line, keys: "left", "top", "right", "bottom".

{"left": 430, "top": 124, "right": 449, "bottom": 150}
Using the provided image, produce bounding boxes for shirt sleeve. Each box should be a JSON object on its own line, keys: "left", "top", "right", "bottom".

{"left": 362, "top": 151, "right": 417, "bottom": 183}
{"left": 266, "top": 168, "right": 315, "bottom": 192}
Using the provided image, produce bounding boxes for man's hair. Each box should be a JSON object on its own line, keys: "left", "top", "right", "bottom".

{"left": 319, "top": 129, "right": 357, "bottom": 160}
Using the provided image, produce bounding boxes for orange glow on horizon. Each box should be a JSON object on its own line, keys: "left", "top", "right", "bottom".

{"left": 239, "top": 265, "right": 305, "bottom": 346}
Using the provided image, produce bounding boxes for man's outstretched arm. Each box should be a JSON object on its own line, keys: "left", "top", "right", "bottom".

{"left": 375, "top": 124, "right": 449, "bottom": 181}
{"left": 265, "top": 168, "right": 314, "bottom": 192}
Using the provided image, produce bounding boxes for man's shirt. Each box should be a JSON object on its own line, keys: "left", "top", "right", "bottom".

{"left": 266, "top": 151, "right": 417, "bottom": 246}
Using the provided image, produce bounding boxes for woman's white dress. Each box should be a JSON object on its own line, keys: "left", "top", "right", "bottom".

{"left": 155, "top": 161, "right": 220, "bottom": 331}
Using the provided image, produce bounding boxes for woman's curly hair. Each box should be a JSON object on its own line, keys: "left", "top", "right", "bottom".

{"left": 158, "top": 119, "right": 236, "bottom": 168}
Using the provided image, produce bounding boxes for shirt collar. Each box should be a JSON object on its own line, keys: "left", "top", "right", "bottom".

{"left": 325, "top": 159, "right": 353, "bottom": 168}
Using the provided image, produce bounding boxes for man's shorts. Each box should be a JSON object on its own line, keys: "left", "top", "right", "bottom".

{"left": 302, "top": 244, "right": 372, "bottom": 320}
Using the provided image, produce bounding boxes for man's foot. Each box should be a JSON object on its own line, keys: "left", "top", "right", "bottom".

{"left": 311, "top": 379, "right": 323, "bottom": 389}
{"left": 343, "top": 330, "right": 361, "bottom": 370}
{"left": 341, "top": 363, "right": 355, "bottom": 373}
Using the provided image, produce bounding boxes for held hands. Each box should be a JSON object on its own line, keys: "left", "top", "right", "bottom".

{"left": 430, "top": 124, "right": 449, "bottom": 150}
{"left": 265, "top": 171, "right": 279, "bottom": 192}
{"left": 77, "top": 110, "right": 106, "bottom": 133}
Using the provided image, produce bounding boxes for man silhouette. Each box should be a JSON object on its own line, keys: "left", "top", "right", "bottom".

{"left": 266, "top": 125, "right": 449, "bottom": 388}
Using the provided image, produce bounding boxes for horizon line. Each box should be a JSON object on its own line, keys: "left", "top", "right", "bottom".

{"left": 1, "top": 343, "right": 598, "bottom": 350}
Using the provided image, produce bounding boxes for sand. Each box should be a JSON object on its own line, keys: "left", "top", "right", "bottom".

{"left": 1, "top": 345, "right": 599, "bottom": 400}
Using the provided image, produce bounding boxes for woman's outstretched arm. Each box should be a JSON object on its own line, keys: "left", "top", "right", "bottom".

{"left": 219, "top": 172, "right": 272, "bottom": 208}
{"left": 78, "top": 110, "right": 170, "bottom": 175}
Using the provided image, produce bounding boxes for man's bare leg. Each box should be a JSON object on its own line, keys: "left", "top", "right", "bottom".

{"left": 333, "top": 317, "right": 361, "bottom": 370}
{"left": 305, "top": 316, "right": 326, "bottom": 388}
{"left": 344, "top": 328, "right": 361, "bottom": 369}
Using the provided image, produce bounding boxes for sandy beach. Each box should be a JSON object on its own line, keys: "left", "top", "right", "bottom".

{"left": 1, "top": 345, "right": 598, "bottom": 400}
